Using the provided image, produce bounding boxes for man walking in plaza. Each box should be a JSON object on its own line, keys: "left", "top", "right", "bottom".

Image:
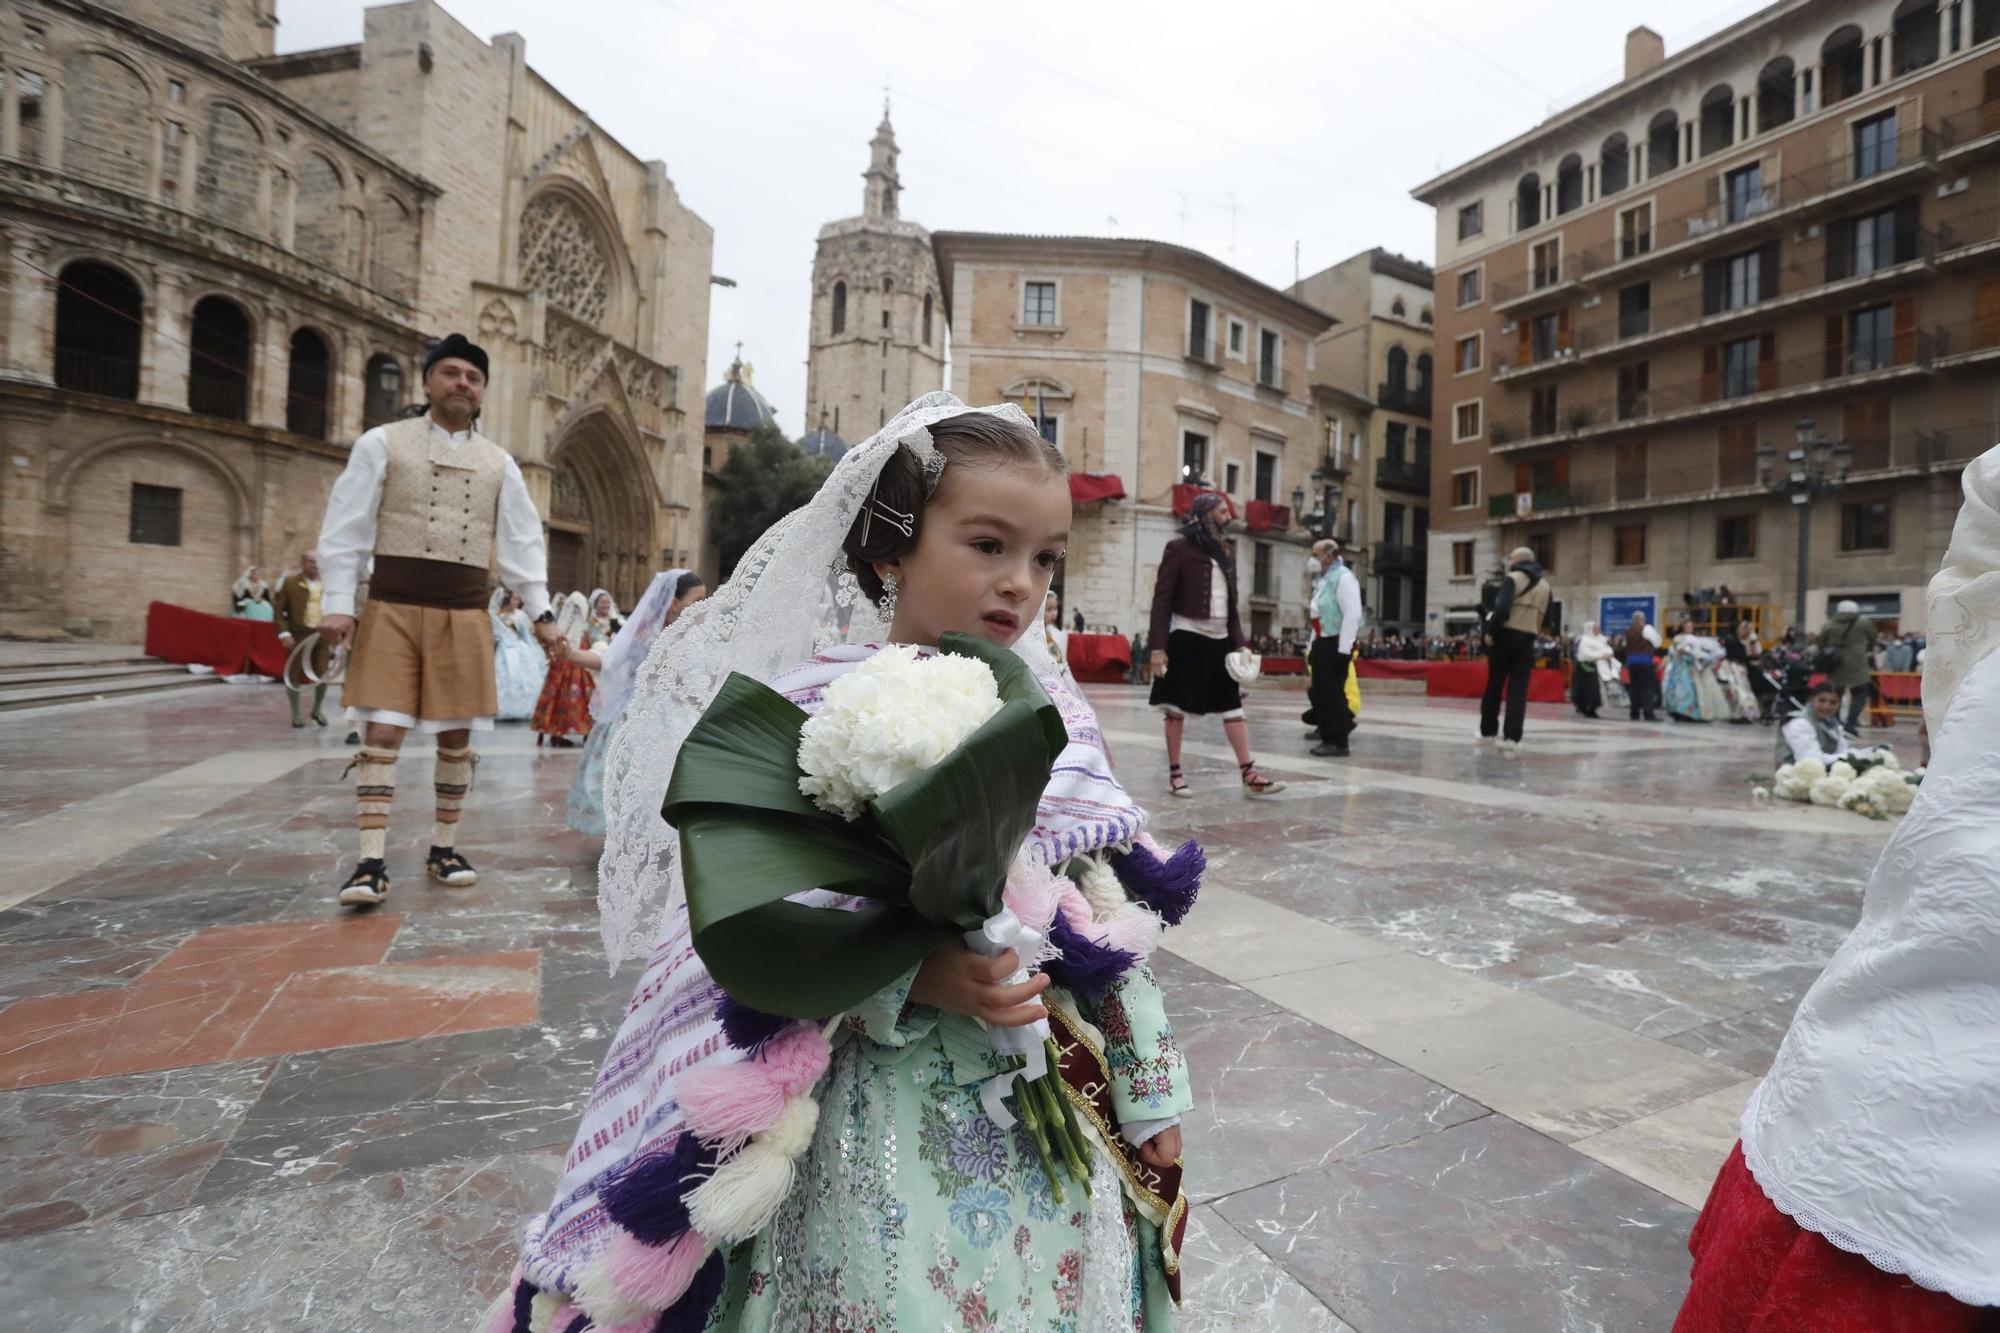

{"left": 313, "top": 334, "right": 560, "bottom": 908}
{"left": 1306, "top": 537, "right": 1363, "bottom": 757}
{"left": 1819, "top": 598, "right": 1879, "bottom": 732}
{"left": 273, "top": 551, "right": 329, "bottom": 729}
{"left": 1623, "top": 610, "right": 1663, "bottom": 722}
{"left": 1478, "top": 545, "right": 1554, "bottom": 754}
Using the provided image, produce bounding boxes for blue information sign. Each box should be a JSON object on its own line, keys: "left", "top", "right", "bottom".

{"left": 1598, "top": 593, "right": 1657, "bottom": 631}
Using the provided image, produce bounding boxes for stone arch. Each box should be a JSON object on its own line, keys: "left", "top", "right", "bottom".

{"left": 1001, "top": 374, "right": 1075, "bottom": 401}
{"left": 1756, "top": 57, "right": 1796, "bottom": 132}
{"left": 1699, "top": 83, "right": 1735, "bottom": 157}
{"left": 1647, "top": 109, "right": 1681, "bottom": 176}
{"left": 188, "top": 292, "right": 253, "bottom": 420}
{"left": 1385, "top": 343, "right": 1410, "bottom": 393}
{"left": 517, "top": 183, "right": 621, "bottom": 327}
{"left": 54, "top": 258, "right": 144, "bottom": 400}
{"left": 1515, "top": 171, "right": 1541, "bottom": 230}
{"left": 369, "top": 192, "right": 419, "bottom": 301}
{"left": 1555, "top": 152, "right": 1584, "bottom": 214}
{"left": 1599, "top": 132, "right": 1630, "bottom": 196}
{"left": 286, "top": 325, "right": 333, "bottom": 439}
{"left": 195, "top": 99, "right": 265, "bottom": 227}
{"left": 831, "top": 279, "right": 847, "bottom": 335}
{"left": 293, "top": 149, "right": 347, "bottom": 269}
{"left": 548, "top": 406, "right": 656, "bottom": 607}
{"left": 59, "top": 49, "right": 152, "bottom": 194}
{"left": 50, "top": 432, "right": 254, "bottom": 639}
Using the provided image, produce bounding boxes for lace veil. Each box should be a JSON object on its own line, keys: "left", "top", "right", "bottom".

{"left": 592, "top": 568, "right": 687, "bottom": 725}
{"left": 1922, "top": 440, "right": 2000, "bottom": 735}
{"left": 597, "top": 391, "right": 1057, "bottom": 968}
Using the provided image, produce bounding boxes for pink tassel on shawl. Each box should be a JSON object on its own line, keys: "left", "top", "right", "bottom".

{"left": 1002, "top": 858, "right": 1066, "bottom": 945}
{"left": 474, "top": 1272, "right": 520, "bottom": 1333}
{"left": 599, "top": 1228, "right": 711, "bottom": 1311}
{"left": 675, "top": 1023, "right": 830, "bottom": 1154}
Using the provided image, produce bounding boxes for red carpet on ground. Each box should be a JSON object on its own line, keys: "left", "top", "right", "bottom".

{"left": 144, "top": 601, "right": 288, "bottom": 678}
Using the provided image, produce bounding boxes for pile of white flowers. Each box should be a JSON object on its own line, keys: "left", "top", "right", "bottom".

{"left": 797, "top": 645, "right": 1004, "bottom": 820}
{"left": 1767, "top": 750, "right": 1917, "bottom": 819}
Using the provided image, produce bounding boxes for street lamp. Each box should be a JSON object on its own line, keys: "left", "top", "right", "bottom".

{"left": 1293, "top": 467, "right": 1343, "bottom": 541}
{"left": 1757, "top": 417, "right": 1853, "bottom": 634}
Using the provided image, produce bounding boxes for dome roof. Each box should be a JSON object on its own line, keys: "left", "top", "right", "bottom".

{"left": 799, "top": 419, "right": 848, "bottom": 462}
{"left": 705, "top": 354, "right": 775, "bottom": 431}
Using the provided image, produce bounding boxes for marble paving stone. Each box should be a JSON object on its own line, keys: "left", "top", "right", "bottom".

{"left": 1177, "top": 1204, "right": 1356, "bottom": 1332}
{"left": 1485, "top": 938, "right": 1782, "bottom": 1040}
{"left": 0, "top": 1059, "right": 275, "bottom": 1241}
{"left": 1215, "top": 1115, "right": 1696, "bottom": 1333}
{"left": 1663, "top": 999, "right": 1805, "bottom": 1077}
{"left": 1177, "top": 1007, "right": 1486, "bottom": 1203}
{"left": 1572, "top": 1078, "right": 1760, "bottom": 1209}
{"left": 1161, "top": 884, "right": 1399, "bottom": 983}
{"left": 1153, "top": 951, "right": 1283, "bottom": 1029}
{"left": 0, "top": 1145, "right": 564, "bottom": 1332}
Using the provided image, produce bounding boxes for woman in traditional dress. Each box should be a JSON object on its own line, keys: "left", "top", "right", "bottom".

{"left": 1676, "top": 443, "right": 2000, "bottom": 1331}
{"left": 1572, "top": 620, "right": 1617, "bottom": 718}
{"left": 482, "top": 396, "right": 1199, "bottom": 1332}
{"left": 490, "top": 587, "right": 548, "bottom": 721}
{"left": 584, "top": 588, "right": 620, "bottom": 646}
{"left": 1714, "top": 619, "right": 1763, "bottom": 723}
{"left": 532, "top": 591, "right": 594, "bottom": 747}
{"left": 563, "top": 569, "right": 707, "bottom": 835}
{"left": 230, "top": 565, "right": 274, "bottom": 620}
{"left": 1664, "top": 620, "right": 1731, "bottom": 722}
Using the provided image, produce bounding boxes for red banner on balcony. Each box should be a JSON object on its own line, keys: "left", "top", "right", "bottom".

{"left": 1067, "top": 473, "right": 1127, "bottom": 504}
{"left": 1170, "top": 484, "right": 1236, "bottom": 518}
{"left": 1244, "top": 500, "right": 1291, "bottom": 532}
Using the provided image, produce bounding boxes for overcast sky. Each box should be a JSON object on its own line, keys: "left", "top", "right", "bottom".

{"left": 279, "top": 0, "right": 1767, "bottom": 430}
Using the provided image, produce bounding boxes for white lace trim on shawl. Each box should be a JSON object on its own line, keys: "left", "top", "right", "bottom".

{"left": 1740, "top": 639, "right": 2000, "bottom": 1308}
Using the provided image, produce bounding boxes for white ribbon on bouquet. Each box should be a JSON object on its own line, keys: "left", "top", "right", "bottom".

{"left": 962, "top": 908, "right": 1051, "bottom": 1129}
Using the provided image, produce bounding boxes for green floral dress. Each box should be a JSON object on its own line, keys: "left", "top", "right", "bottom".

{"left": 707, "top": 961, "right": 1192, "bottom": 1331}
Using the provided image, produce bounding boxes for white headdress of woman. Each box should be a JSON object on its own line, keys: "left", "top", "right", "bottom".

{"left": 597, "top": 391, "right": 1056, "bottom": 968}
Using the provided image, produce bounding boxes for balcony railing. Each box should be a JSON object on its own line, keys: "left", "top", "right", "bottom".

{"left": 53, "top": 346, "right": 140, "bottom": 401}
{"left": 1186, "top": 334, "right": 1220, "bottom": 367}
{"left": 1256, "top": 365, "right": 1290, "bottom": 395}
{"left": 1375, "top": 381, "right": 1432, "bottom": 416}
{"left": 1939, "top": 100, "right": 2000, "bottom": 153}
{"left": 1375, "top": 455, "right": 1431, "bottom": 492}
{"left": 1373, "top": 542, "right": 1423, "bottom": 572}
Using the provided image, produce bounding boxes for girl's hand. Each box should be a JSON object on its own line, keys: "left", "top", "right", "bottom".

{"left": 1138, "top": 1125, "right": 1182, "bottom": 1171}
{"left": 908, "top": 939, "right": 1050, "bottom": 1027}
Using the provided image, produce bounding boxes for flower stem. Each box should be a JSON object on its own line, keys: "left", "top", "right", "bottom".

{"left": 1012, "top": 1073, "right": 1065, "bottom": 1205}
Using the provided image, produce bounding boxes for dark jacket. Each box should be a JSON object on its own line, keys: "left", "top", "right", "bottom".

{"left": 1819, "top": 611, "right": 1877, "bottom": 690}
{"left": 1147, "top": 535, "right": 1245, "bottom": 652}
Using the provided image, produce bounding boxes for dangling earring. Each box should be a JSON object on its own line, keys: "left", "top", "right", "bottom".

{"left": 879, "top": 571, "right": 899, "bottom": 622}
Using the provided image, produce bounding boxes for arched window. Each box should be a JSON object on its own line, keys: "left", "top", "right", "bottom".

{"left": 1391, "top": 296, "right": 1407, "bottom": 317}
{"left": 1823, "top": 26, "right": 1866, "bottom": 106}
{"left": 882, "top": 276, "right": 893, "bottom": 293}
{"left": 370, "top": 194, "right": 419, "bottom": 301}
{"left": 1386, "top": 344, "right": 1409, "bottom": 394}
{"left": 831, "top": 280, "right": 847, "bottom": 335}
{"left": 1515, "top": 172, "right": 1542, "bottom": 230}
{"left": 189, "top": 295, "right": 252, "bottom": 420}
{"left": 363, "top": 353, "right": 404, "bottom": 429}
{"left": 517, "top": 190, "right": 610, "bottom": 324}
{"left": 54, "top": 260, "right": 142, "bottom": 400}
{"left": 1415, "top": 352, "right": 1433, "bottom": 400}
{"left": 1647, "top": 110, "right": 1680, "bottom": 176}
{"left": 1419, "top": 306, "right": 1433, "bottom": 325}
{"left": 286, "top": 327, "right": 331, "bottom": 439}
{"left": 294, "top": 151, "right": 346, "bottom": 268}
{"left": 922, "top": 292, "right": 933, "bottom": 345}
{"left": 196, "top": 102, "right": 263, "bottom": 227}
{"left": 1756, "top": 58, "right": 1797, "bottom": 132}
{"left": 1893, "top": 0, "right": 1940, "bottom": 74}
{"left": 1700, "top": 84, "right": 1736, "bottom": 157}
{"left": 60, "top": 52, "right": 148, "bottom": 194}
{"left": 1599, "top": 134, "right": 1630, "bottom": 196}
{"left": 1555, "top": 153, "right": 1584, "bottom": 214}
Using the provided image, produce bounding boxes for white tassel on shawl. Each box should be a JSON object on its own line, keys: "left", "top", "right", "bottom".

{"left": 686, "top": 1092, "right": 820, "bottom": 1243}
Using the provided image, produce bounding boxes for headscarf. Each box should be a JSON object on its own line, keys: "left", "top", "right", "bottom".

{"left": 488, "top": 586, "right": 511, "bottom": 616}
{"left": 591, "top": 569, "right": 691, "bottom": 724}
{"left": 1179, "top": 491, "right": 1233, "bottom": 571}
{"left": 231, "top": 565, "right": 267, "bottom": 600}
{"left": 586, "top": 587, "right": 617, "bottom": 626}
{"left": 1922, "top": 441, "right": 2000, "bottom": 734}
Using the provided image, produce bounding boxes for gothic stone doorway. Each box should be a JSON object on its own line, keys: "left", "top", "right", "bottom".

{"left": 548, "top": 412, "right": 653, "bottom": 609}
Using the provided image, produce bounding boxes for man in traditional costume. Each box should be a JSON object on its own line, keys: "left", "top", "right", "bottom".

{"left": 314, "top": 334, "right": 559, "bottom": 908}
{"left": 273, "top": 550, "right": 328, "bottom": 729}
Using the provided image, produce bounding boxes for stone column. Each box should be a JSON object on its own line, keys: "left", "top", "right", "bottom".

{"left": 41, "top": 78, "right": 61, "bottom": 173}
{"left": 256, "top": 159, "right": 274, "bottom": 242}
{"left": 145, "top": 117, "right": 164, "bottom": 200}
{"left": 2, "top": 66, "right": 21, "bottom": 160}
{"left": 2, "top": 231, "right": 54, "bottom": 384}
{"left": 140, "top": 268, "right": 189, "bottom": 409}
{"left": 252, "top": 300, "right": 290, "bottom": 429}
{"left": 335, "top": 327, "right": 366, "bottom": 443}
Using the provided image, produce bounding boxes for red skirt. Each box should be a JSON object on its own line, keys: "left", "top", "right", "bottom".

{"left": 533, "top": 659, "right": 594, "bottom": 737}
{"left": 1675, "top": 1142, "right": 2000, "bottom": 1333}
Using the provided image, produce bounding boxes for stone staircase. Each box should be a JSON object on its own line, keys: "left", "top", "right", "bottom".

{"left": 0, "top": 650, "right": 221, "bottom": 711}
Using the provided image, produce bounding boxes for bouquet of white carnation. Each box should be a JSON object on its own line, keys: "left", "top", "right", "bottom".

{"left": 797, "top": 645, "right": 1004, "bottom": 820}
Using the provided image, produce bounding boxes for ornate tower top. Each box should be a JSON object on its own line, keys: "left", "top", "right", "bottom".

{"left": 864, "top": 102, "right": 901, "bottom": 222}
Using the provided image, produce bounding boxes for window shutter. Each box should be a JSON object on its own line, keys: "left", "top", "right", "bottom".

{"left": 1826, "top": 218, "right": 1851, "bottom": 282}
{"left": 1517, "top": 321, "right": 1531, "bottom": 367}
{"left": 1758, "top": 331, "right": 1778, "bottom": 390}
{"left": 1514, "top": 461, "right": 1531, "bottom": 494}
{"left": 1825, "top": 314, "right": 1845, "bottom": 377}
{"left": 1985, "top": 65, "right": 2000, "bottom": 134}
{"left": 1977, "top": 278, "right": 2000, "bottom": 348}
{"left": 1701, "top": 344, "right": 1720, "bottom": 401}
{"left": 1892, "top": 296, "right": 1917, "bottom": 363}
{"left": 1759, "top": 241, "right": 1780, "bottom": 301}
{"left": 1554, "top": 454, "right": 1571, "bottom": 486}
{"left": 1893, "top": 197, "right": 1921, "bottom": 262}
{"left": 1702, "top": 260, "right": 1727, "bottom": 315}
{"left": 1557, "top": 307, "right": 1573, "bottom": 351}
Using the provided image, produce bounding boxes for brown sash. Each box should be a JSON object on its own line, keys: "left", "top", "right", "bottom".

{"left": 366, "top": 555, "right": 489, "bottom": 610}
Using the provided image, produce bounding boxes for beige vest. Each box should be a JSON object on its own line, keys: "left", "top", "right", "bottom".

{"left": 373, "top": 416, "right": 509, "bottom": 571}
{"left": 1505, "top": 570, "right": 1553, "bottom": 635}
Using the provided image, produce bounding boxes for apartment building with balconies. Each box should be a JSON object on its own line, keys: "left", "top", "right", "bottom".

{"left": 1415, "top": 1, "right": 2000, "bottom": 638}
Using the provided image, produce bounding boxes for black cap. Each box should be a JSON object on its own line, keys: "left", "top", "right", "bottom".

{"left": 422, "top": 333, "right": 488, "bottom": 380}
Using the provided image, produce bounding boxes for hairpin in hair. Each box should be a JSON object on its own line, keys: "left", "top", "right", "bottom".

{"left": 860, "top": 484, "right": 915, "bottom": 544}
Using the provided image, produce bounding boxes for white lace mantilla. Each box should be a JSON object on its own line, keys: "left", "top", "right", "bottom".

{"left": 1741, "top": 640, "right": 2000, "bottom": 1307}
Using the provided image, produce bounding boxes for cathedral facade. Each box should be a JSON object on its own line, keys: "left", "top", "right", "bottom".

{"left": 803, "top": 112, "right": 945, "bottom": 440}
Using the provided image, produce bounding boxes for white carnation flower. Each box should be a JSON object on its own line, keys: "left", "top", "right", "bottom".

{"left": 1829, "top": 760, "right": 1857, "bottom": 782}
{"left": 797, "top": 645, "right": 1005, "bottom": 820}
{"left": 1809, "top": 774, "right": 1852, "bottom": 807}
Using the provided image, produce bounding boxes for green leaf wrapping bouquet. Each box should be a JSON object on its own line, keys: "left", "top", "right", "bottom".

{"left": 661, "top": 632, "right": 1069, "bottom": 1018}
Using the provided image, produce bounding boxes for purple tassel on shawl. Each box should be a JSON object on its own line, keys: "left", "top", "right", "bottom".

{"left": 602, "top": 1132, "right": 708, "bottom": 1245}
{"left": 1109, "top": 839, "right": 1205, "bottom": 926}
{"left": 1043, "top": 911, "right": 1137, "bottom": 1001}
{"left": 562, "top": 1317, "right": 591, "bottom": 1333}
{"left": 510, "top": 1275, "right": 538, "bottom": 1333}
{"left": 652, "top": 1250, "right": 727, "bottom": 1333}
{"left": 716, "top": 994, "right": 791, "bottom": 1054}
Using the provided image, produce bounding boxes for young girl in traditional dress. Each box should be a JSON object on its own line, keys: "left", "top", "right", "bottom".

{"left": 564, "top": 569, "right": 707, "bottom": 835}
{"left": 482, "top": 395, "right": 1200, "bottom": 1331}
{"left": 534, "top": 592, "right": 595, "bottom": 748}
{"left": 491, "top": 588, "right": 549, "bottom": 721}
{"left": 1676, "top": 444, "right": 2000, "bottom": 1331}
